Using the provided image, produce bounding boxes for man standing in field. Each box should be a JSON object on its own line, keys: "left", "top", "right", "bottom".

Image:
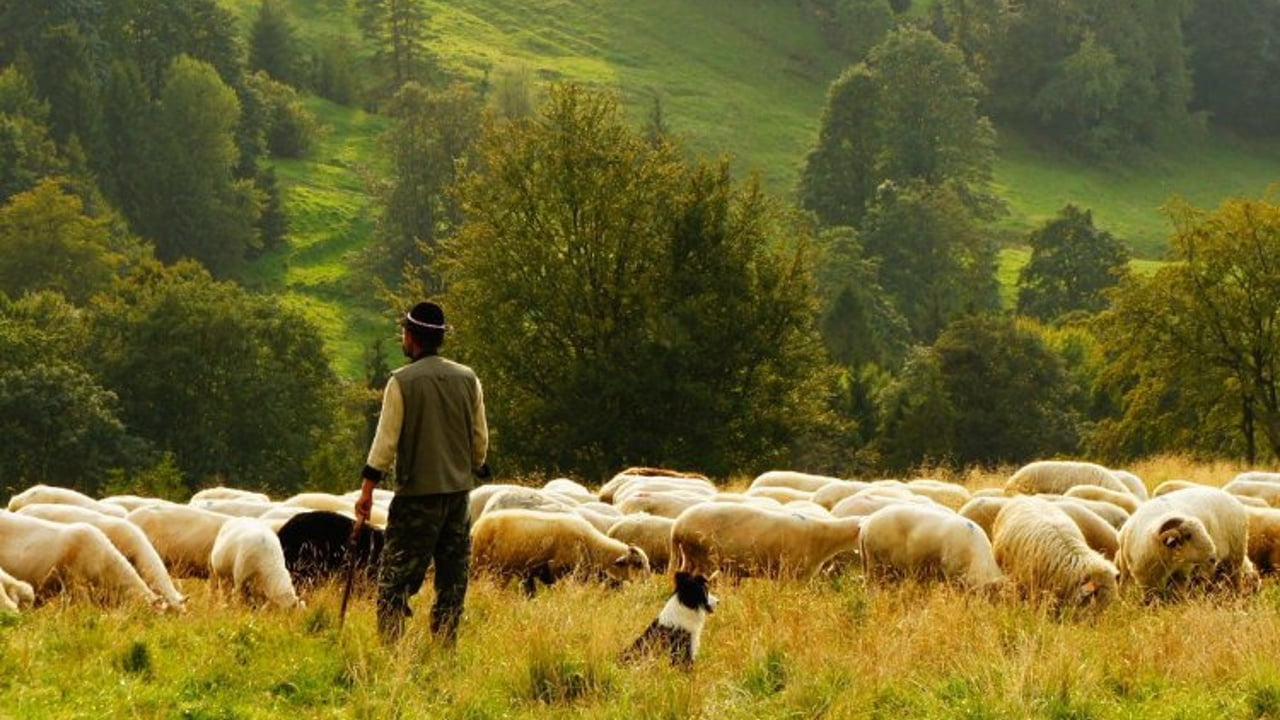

{"left": 354, "top": 301, "right": 489, "bottom": 644}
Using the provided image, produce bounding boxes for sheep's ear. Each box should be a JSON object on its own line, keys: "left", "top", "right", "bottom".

{"left": 613, "top": 554, "right": 629, "bottom": 566}
{"left": 1158, "top": 517, "right": 1186, "bottom": 547}
{"left": 1081, "top": 578, "right": 1098, "bottom": 596}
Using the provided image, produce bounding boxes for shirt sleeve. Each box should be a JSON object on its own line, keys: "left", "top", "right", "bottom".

{"left": 472, "top": 377, "right": 489, "bottom": 470}
{"left": 362, "top": 374, "right": 404, "bottom": 483}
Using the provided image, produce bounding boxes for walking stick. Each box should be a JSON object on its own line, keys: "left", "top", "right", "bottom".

{"left": 338, "top": 515, "right": 366, "bottom": 629}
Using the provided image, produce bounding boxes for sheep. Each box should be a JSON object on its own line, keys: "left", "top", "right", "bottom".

{"left": 749, "top": 470, "right": 842, "bottom": 494}
{"left": 991, "top": 496, "right": 1119, "bottom": 609}
{"left": 6, "top": 484, "right": 128, "bottom": 518}
{"left": 617, "top": 491, "right": 709, "bottom": 519}
{"left": 126, "top": 503, "right": 233, "bottom": 577}
{"left": 0, "top": 512, "right": 161, "bottom": 607}
{"left": 281, "top": 492, "right": 389, "bottom": 527}
{"left": 471, "top": 509, "right": 650, "bottom": 595}
{"left": 467, "top": 484, "right": 526, "bottom": 524}
{"left": 1118, "top": 487, "right": 1256, "bottom": 596}
{"left": 190, "top": 498, "right": 279, "bottom": 517}
{"left": 276, "top": 510, "right": 384, "bottom": 588}
{"left": 905, "top": 479, "right": 972, "bottom": 510}
{"left": 1152, "top": 479, "right": 1209, "bottom": 497}
{"left": 0, "top": 566, "right": 34, "bottom": 611}
{"left": 812, "top": 480, "right": 875, "bottom": 510}
{"left": 1232, "top": 471, "right": 1280, "bottom": 485}
{"left": 100, "top": 495, "right": 167, "bottom": 513}
{"left": 971, "top": 488, "right": 1006, "bottom": 498}
{"left": 210, "top": 517, "right": 302, "bottom": 609}
{"left": 1052, "top": 500, "right": 1121, "bottom": 560}
{"left": 831, "top": 490, "right": 936, "bottom": 519}
{"left": 1005, "top": 460, "right": 1132, "bottom": 497}
{"left": 743, "top": 486, "right": 814, "bottom": 504}
{"left": 573, "top": 506, "right": 622, "bottom": 535}
{"left": 481, "top": 487, "right": 576, "bottom": 518}
{"left": 1048, "top": 496, "right": 1130, "bottom": 530}
{"left": 607, "top": 514, "right": 677, "bottom": 573}
{"left": 670, "top": 503, "right": 862, "bottom": 580}
{"left": 783, "top": 500, "right": 832, "bottom": 518}
{"left": 1246, "top": 507, "right": 1280, "bottom": 576}
{"left": 613, "top": 479, "right": 716, "bottom": 507}
{"left": 190, "top": 487, "right": 272, "bottom": 504}
{"left": 597, "top": 468, "right": 713, "bottom": 504}
{"left": 1063, "top": 485, "right": 1140, "bottom": 514}
{"left": 16, "top": 503, "right": 187, "bottom": 609}
{"left": 1112, "top": 470, "right": 1150, "bottom": 500}
{"left": 542, "top": 478, "right": 597, "bottom": 504}
{"left": 707, "top": 493, "right": 782, "bottom": 509}
{"left": 958, "top": 496, "right": 1010, "bottom": 538}
{"left": 858, "top": 504, "right": 1005, "bottom": 594}
{"left": 1223, "top": 478, "right": 1280, "bottom": 508}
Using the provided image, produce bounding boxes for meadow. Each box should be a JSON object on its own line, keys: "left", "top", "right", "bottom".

{"left": 6, "top": 456, "right": 1280, "bottom": 720}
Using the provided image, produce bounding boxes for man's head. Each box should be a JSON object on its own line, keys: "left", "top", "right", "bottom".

{"left": 401, "top": 301, "right": 447, "bottom": 358}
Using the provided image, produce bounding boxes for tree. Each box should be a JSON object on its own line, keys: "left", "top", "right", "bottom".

{"left": 800, "top": 27, "right": 997, "bottom": 230}
{"left": 1016, "top": 204, "right": 1130, "bottom": 322}
{"left": 0, "top": 178, "right": 131, "bottom": 303}
{"left": 436, "top": 84, "right": 834, "bottom": 477}
{"left": 133, "top": 56, "right": 260, "bottom": 277}
{"left": 1095, "top": 195, "right": 1280, "bottom": 464}
{"left": 357, "top": 0, "right": 433, "bottom": 95}
{"left": 875, "top": 315, "right": 1080, "bottom": 470}
{"left": 1185, "top": 0, "right": 1280, "bottom": 136}
{"left": 249, "top": 0, "right": 301, "bottom": 87}
{"left": 91, "top": 260, "right": 341, "bottom": 493}
{"left": 860, "top": 180, "right": 999, "bottom": 342}
{"left": 0, "top": 66, "right": 66, "bottom": 201}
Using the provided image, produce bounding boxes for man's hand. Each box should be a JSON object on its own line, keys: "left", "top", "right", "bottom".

{"left": 474, "top": 463, "right": 492, "bottom": 481}
{"left": 354, "top": 480, "right": 375, "bottom": 524}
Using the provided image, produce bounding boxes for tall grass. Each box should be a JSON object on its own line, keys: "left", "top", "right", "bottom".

{"left": 5, "top": 457, "right": 1279, "bottom": 718}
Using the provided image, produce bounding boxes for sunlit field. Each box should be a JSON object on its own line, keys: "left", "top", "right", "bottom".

{"left": 4, "top": 456, "right": 1279, "bottom": 719}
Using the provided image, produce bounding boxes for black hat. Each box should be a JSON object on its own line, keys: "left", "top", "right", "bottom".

{"left": 403, "top": 301, "right": 448, "bottom": 332}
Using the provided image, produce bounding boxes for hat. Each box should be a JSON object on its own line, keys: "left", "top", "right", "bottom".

{"left": 403, "top": 301, "right": 448, "bottom": 332}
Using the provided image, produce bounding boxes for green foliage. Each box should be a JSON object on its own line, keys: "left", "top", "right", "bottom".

{"left": 91, "top": 260, "right": 341, "bottom": 493}
{"left": 356, "top": 0, "right": 434, "bottom": 97}
{"left": 813, "top": 227, "right": 909, "bottom": 368}
{"left": 0, "top": 66, "right": 66, "bottom": 201}
{"left": 1094, "top": 195, "right": 1280, "bottom": 464}
{"left": 1186, "top": 0, "right": 1280, "bottom": 137}
{"left": 249, "top": 0, "right": 303, "bottom": 87}
{"left": 876, "top": 315, "right": 1080, "bottom": 469}
{"left": 1016, "top": 204, "right": 1130, "bottom": 322}
{"left": 439, "top": 84, "right": 834, "bottom": 477}
{"left": 245, "top": 71, "right": 322, "bottom": 159}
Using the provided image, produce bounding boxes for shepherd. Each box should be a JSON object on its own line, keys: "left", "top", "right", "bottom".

{"left": 353, "top": 301, "right": 490, "bottom": 645}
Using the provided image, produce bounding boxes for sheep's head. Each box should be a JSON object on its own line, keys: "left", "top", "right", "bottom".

{"left": 1157, "top": 515, "right": 1217, "bottom": 571}
{"left": 606, "top": 545, "right": 651, "bottom": 585}
{"left": 1075, "top": 565, "right": 1120, "bottom": 608}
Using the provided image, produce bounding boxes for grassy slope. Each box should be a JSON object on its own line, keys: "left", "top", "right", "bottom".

{"left": 224, "top": 0, "right": 1280, "bottom": 373}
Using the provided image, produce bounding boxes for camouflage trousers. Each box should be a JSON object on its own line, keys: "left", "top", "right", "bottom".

{"left": 376, "top": 491, "right": 471, "bottom": 644}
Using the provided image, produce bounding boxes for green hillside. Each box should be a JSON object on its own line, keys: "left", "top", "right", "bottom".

{"left": 228, "top": 0, "right": 1280, "bottom": 375}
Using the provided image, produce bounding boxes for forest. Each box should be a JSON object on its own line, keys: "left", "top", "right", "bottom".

{"left": 2, "top": 0, "right": 1280, "bottom": 498}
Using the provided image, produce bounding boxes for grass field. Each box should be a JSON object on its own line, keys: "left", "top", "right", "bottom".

{"left": 4, "top": 456, "right": 1279, "bottom": 719}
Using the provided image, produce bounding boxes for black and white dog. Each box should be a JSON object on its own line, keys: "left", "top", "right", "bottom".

{"left": 621, "top": 571, "right": 718, "bottom": 669}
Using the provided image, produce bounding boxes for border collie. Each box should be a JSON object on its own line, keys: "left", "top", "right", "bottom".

{"left": 621, "top": 571, "right": 718, "bottom": 669}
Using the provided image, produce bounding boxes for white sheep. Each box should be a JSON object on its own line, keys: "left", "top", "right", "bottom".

{"left": 0, "top": 512, "right": 160, "bottom": 607}
{"left": 190, "top": 487, "right": 272, "bottom": 504}
{"left": 957, "top": 496, "right": 1009, "bottom": 538}
{"left": 905, "top": 479, "right": 972, "bottom": 510}
{"left": 572, "top": 506, "right": 622, "bottom": 535}
{"left": 542, "top": 478, "right": 597, "bottom": 504}
{"left": 1049, "top": 495, "right": 1130, "bottom": 530}
{"left": 1152, "top": 479, "right": 1209, "bottom": 497}
{"left": 210, "top": 517, "right": 302, "bottom": 609}
{"left": 0, "top": 565, "right": 34, "bottom": 611}
{"left": 1112, "top": 470, "right": 1150, "bottom": 500}
{"left": 1246, "top": 507, "right": 1280, "bottom": 576}
{"left": 743, "top": 486, "right": 814, "bottom": 504}
{"left": 607, "top": 513, "right": 677, "bottom": 572}
{"left": 467, "top": 484, "right": 526, "bottom": 523}
{"left": 749, "top": 470, "right": 842, "bottom": 494}
{"left": 598, "top": 468, "right": 714, "bottom": 504}
{"left": 1118, "top": 487, "right": 1256, "bottom": 596}
{"left": 1052, "top": 500, "right": 1121, "bottom": 560}
{"left": 1005, "top": 460, "right": 1132, "bottom": 497}
{"left": 613, "top": 479, "right": 716, "bottom": 507}
{"left": 189, "top": 498, "right": 279, "bottom": 517}
{"left": 1232, "top": 471, "right": 1280, "bottom": 485}
{"left": 1063, "top": 485, "right": 1140, "bottom": 514}
{"left": 1223, "top": 478, "right": 1280, "bottom": 507}
{"left": 126, "top": 503, "right": 233, "bottom": 577}
{"left": 831, "top": 490, "right": 936, "bottom": 519}
{"left": 481, "top": 487, "right": 576, "bottom": 517}
{"left": 100, "top": 495, "right": 168, "bottom": 513}
{"left": 282, "top": 491, "right": 389, "bottom": 527}
{"left": 471, "top": 509, "right": 650, "bottom": 594}
{"left": 6, "top": 484, "right": 128, "bottom": 518}
{"left": 616, "top": 490, "right": 709, "bottom": 519}
{"left": 16, "top": 503, "right": 186, "bottom": 609}
{"left": 670, "top": 502, "right": 862, "bottom": 580}
{"left": 859, "top": 504, "right": 1005, "bottom": 594}
{"left": 991, "top": 496, "right": 1119, "bottom": 609}
{"left": 811, "top": 480, "right": 875, "bottom": 510}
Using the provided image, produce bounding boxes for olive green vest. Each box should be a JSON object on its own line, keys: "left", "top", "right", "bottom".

{"left": 391, "top": 355, "right": 482, "bottom": 496}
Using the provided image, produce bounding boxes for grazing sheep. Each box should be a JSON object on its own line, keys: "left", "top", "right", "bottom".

{"left": 16, "top": 503, "right": 186, "bottom": 609}
{"left": 126, "top": 503, "right": 233, "bottom": 577}
{"left": 812, "top": 480, "right": 875, "bottom": 510}
{"left": 0, "top": 512, "right": 160, "bottom": 607}
{"left": 958, "top": 496, "right": 1010, "bottom": 538}
{"left": 471, "top": 509, "right": 651, "bottom": 595}
{"left": 210, "top": 517, "right": 302, "bottom": 609}
{"left": 6, "top": 484, "right": 127, "bottom": 518}
{"left": 743, "top": 486, "right": 814, "bottom": 505}
{"left": 620, "top": 571, "right": 718, "bottom": 669}
{"left": 1152, "top": 480, "right": 1209, "bottom": 498}
{"left": 991, "top": 496, "right": 1119, "bottom": 609}
{"left": 613, "top": 480, "right": 716, "bottom": 507}
{"left": 100, "top": 495, "right": 167, "bottom": 513}
{"left": 859, "top": 504, "right": 1005, "bottom": 594}
{"left": 1048, "top": 496, "right": 1130, "bottom": 530}
{"left": 671, "top": 503, "right": 862, "bottom": 580}
{"left": 275, "top": 510, "right": 384, "bottom": 588}
{"left": 708, "top": 493, "right": 782, "bottom": 509}
{"left": 783, "top": 500, "right": 832, "bottom": 518}
{"left": 749, "top": 471, "right": 842, "bottom": 494}
{"left": 607, "top": 514, "right": 676, "bottom": 573}
{"left": 481, "top": 487, "right": 576, "bottom": 517}
{"left": 542, "top": 478, "right": 597, "bottom": 504}
{"left": 1052, "top": 500, "right": 1121, "bottom": 560}
{"left": 189, "top": 498, "right": 279, "bottom": 517}
{"left": 617, "top": 491, "right": 709, "bottom": 519}
{"left": 905, "top": 479, "right": 972, "bottom": 510}
{"left": 1112, "top": 470, "right": 1150, "bottom": 500}
{"left": 1063, "top": 485, "right": 1140, "bottom": 514}
{"left": 467, "top": 484, "right": 525, "bottom": 524}
{"left": 1005, "top": 461, "right": 1131, "bottom": 497}
{"left": 598, "top": 468, "right": 714, "bottom": 504}
{"left": 971, "top": 488, "right": 1006, "bottom": 499}
{"left": 1119, "top": 487, "right": 1255, "bottom": 595}
{"left": 0, "top": 566, "right": 34, "bottom": 611}
{"left": 573, "top": 506, "right": 622, "bottom": 534}
{"left": 1232, "top": 471, "right": 1280, "bottom": 485}
{"left": 831, "top": 490, "right": 936, "bottom": 519}
{"left": 190, "top": 487, "right": 272, "bottom": 504}
{"left": 1246, "top": 507, "right": 1280, "bottom": 576}
{"left": 1223, "top": 479, "right": 1280, "bottom": 508}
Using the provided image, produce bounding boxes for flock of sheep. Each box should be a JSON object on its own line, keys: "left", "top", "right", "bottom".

{"left": 2, "top": 459, "right": 1280, "bottom": 616}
